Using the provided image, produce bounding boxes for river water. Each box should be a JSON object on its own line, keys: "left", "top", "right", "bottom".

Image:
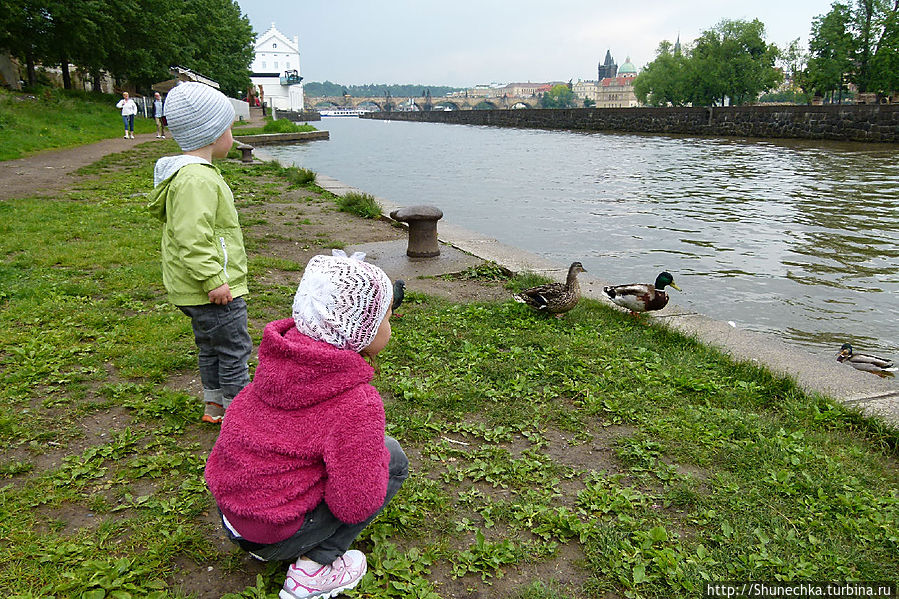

{"left": 265, "top": 117, "right": 899, "bottom": 361}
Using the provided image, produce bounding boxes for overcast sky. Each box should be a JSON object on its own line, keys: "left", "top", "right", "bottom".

{"left": 235, "top": 0, "right": 832, "bottom": 87}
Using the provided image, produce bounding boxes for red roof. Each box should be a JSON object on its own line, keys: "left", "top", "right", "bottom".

{"left": 600, "top": 77, "right": 634, "bottom": 87}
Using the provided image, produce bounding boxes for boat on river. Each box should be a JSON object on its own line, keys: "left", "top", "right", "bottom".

{"left": 318, "top": 108, "right": 370, "bottom": 117}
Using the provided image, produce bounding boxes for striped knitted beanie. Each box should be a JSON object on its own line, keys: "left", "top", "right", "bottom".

{"left": 164, "top": 82, "right": 235, "bottom": 151}
{"left": 292, "top": 252, "right": 393, "bottom": 352}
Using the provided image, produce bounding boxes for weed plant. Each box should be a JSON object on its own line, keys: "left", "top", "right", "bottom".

{"left": 282, "top": 166, "right": 316, "bottom": 186}
{"left": 232, "top": 118, "right": 317, "bottom": 137}
{"left": 0, "top": 87, "right": 155, "bottom": 160}
{"left": 0, "top": 140, "right": 896, "bottom": 598}
{"left": 336, "top": 191, "right": 382, "bottom": 219}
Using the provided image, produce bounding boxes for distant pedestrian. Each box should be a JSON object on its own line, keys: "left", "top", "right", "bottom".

{"left": 152, "top": 91, "right": 166, "bottom": 138}
{"left": 146, "top": 82, "right": 249, "bottom": 425}
{"left": 116, "top": 91, "right": 137, "bottom": 139}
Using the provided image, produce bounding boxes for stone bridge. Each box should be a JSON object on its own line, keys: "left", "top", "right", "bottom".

{"left": 306, "top": 95, "right": 539, "bottom": 111}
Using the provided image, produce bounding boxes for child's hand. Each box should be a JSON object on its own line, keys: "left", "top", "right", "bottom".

{"left": 208, "top": 283, "right": 233, "bottom": 305}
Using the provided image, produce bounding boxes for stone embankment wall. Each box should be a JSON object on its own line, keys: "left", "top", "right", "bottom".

{"left": 363, "top": 105, "right": 899, "bottom": 143}
{"left": 233, "top": 131, "right": 329, "bottom": 145}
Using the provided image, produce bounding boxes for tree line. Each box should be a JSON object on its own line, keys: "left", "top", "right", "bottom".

{"left": 634, "top": 0, "right": 899, "bottom": 106}
{"left": 0, "top": 0, "right": 255, "bottom": 97}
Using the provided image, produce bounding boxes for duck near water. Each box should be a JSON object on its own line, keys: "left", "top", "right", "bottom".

{"left": 513, "top": 261, "right": 586, "bottom": 317}
{"left": 837, "top": 343, "right": 896, "bottom": 375}
{"left": 602, "top": 271, "right": 681, "bottom": 316}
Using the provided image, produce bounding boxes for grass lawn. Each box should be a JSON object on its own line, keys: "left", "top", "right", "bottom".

{"left": 0, "top": 88, "right": 156, "bottom": 160}
{"left": 0, "top": 140, "right": 896, "bottom": 598}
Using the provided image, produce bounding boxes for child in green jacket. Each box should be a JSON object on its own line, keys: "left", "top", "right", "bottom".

{"left": 147, "top": 82, "right": 251, "bottom": 424}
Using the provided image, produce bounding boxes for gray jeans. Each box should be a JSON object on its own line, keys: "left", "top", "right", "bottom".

{"left": 178, "top": 297, "right": 251, "bottom": 408}
{"left": 223, "top": 436, "right": 409, "bottom": 564}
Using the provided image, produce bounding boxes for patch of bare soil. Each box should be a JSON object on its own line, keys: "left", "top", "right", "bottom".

{"left": 240, "top": 184, "right": 511, "bottom": 320}
{"left": 430, "top": 542, "right": 588, "bottom": 599}
{"left": 406, "top": 277, "right": 510, "bottom": 305}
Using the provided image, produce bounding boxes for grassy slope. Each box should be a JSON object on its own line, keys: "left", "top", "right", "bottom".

{"left": 0, "top": 88, "right": 157, "bottom": 161}
{"left": 0, "top": 139, "right": 896, "bottom": 596}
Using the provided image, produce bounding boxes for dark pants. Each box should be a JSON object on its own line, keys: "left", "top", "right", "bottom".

{"left": 224, "top": 436, "right": 409, "bottom": 564}
{"left": 178, "top": 297, "right": 251, "bottom": 408}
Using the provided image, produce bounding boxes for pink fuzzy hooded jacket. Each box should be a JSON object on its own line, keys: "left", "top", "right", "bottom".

{"left": 204, "top": 318, "right": 390, "bottom": 544}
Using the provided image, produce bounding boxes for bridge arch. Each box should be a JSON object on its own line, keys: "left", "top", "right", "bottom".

{"left": 432, "top": 101, "right": 461, "bottom": 111}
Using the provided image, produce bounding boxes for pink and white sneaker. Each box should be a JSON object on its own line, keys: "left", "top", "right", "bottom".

{"left": 279, "top": 550, "right": 367, "bottom": 599}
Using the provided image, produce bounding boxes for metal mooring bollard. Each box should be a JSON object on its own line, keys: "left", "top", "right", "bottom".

{"left": 389, "top": 205, "right": 444, "bottom": 258}
{"left": 236, "top": 143, "right": 254, "bottom": 163}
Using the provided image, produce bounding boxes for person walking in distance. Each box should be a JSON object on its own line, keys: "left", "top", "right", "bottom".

{"left": 116, "top": 91, "right": 137, "bottom": 139}
{"left": 152, "top": 91, "right": 166, "bottom": 138}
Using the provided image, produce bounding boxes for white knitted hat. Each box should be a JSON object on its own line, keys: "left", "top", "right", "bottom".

{"left": 293, "top": 251, "right": 393, "bottom": 352}
{"left": 164, "top": 82, "right": 235, "bottom": 151}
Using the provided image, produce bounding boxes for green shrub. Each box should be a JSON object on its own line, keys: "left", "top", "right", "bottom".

{"left": 283, "top": 166, "right": 316, "bottom": 185}
{"left": 232, "top": 118, "right": 317, "bottom": 137}
{"left": 262, "top": 119, "right": 316, "bottom": 133}
{"left": 337, "top": 191, "right": 382, "bottom": 219}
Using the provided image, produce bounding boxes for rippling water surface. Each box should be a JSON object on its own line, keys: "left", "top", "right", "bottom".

{"left": 266, "top": 118, "right": 899, "bottom": 360}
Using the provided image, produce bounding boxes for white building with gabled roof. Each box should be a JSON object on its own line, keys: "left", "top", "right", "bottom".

{"left": 250, "top": 23, "right": 304, "bottom": 111}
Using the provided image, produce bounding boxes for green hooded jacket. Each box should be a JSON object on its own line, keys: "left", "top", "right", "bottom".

{"left": 147, "top": 158, "right": 248, "bottom": 306}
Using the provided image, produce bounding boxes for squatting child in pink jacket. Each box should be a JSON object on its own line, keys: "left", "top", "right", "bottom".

{"left": 205, "top": 251, "right": 408, "bottom": 599}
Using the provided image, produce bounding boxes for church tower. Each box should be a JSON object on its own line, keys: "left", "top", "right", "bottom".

{"left": 598, "top": 50, "right": 618, "bottom": 80}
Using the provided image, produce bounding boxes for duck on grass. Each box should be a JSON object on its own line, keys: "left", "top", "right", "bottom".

{"left": 513, "top": 261, "right": 586, "bottom": 318}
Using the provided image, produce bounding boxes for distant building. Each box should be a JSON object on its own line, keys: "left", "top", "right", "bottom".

{"left": 577, "top": 54, "right": 639, "bottom": 108}
{"left": 598, "top": 50, "right": 618, "bottom": 80}
{"left": 596, "top": 56, "right": 639, "bottom": 108}
{"left": 572, "top": 79, "right": 598, "bottom": 103}
{"left": 505, "top": 82, "right": 543, "bottom": 97}
{"left": 249, "top": 23, "right": 304, "bottom": 111}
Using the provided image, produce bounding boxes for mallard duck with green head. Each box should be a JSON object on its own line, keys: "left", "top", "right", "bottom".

{"left": 837, "top": 343, "right": 896, "bottom": 375}
{"left": 513, "top": 261, "right": 586, "bottom": 317}
{"left": 602, "top": 271, "right": 681, "bottom": 315}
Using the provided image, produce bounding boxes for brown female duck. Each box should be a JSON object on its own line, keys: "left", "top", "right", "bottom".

{"left": 513, "top": 261, "right": 586, "bottom": 317}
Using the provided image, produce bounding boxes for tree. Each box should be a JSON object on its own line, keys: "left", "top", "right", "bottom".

{"left": 779, "top": 38, "right": 808, "bottom": 92}
{"left": 688, "top": 19, "right": 782, "bottom": 105}
{"left": 807, "top": 0, "right": 899, "bottom": 97}
{"left": 633, "top": 40, "right": 690, "bottom": 106}
{"left": 870, "top": 3, "right": 899, "bottom": 93}
{"left": 173, "top": 0, "right": 255, "bottom": 96}
{"left": 42, "top": 0, "right": 105, "bottom": 89}
{"left": 807, "top": 3, "right": 854, "bottom": 100}
{"left": 540, "top": 84, "right": 577, "bottom": 108}
{"left": 850, "top": 0, "right": 879, "bottom": 92}
{"left": 0, "top": 0, "right": 254, "bottom": 95}
{"left": 0, "top": 0, "right": 50, "bottom": 87}
{"left": 634, "top": 20, "right": 781, "bottom": 107}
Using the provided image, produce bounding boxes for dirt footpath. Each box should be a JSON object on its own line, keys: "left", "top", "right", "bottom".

{"left": 0, "top": 134, "right": 169, "bottom": 200}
